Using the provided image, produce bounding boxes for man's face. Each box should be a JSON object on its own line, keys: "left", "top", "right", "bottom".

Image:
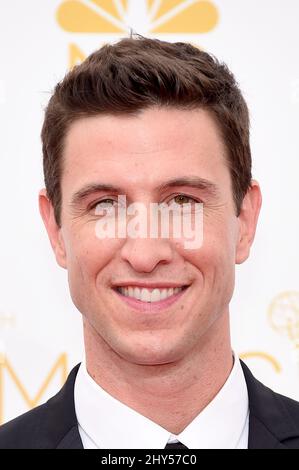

{"left": 41, "top": 107, "right": 260, "bottom": 365}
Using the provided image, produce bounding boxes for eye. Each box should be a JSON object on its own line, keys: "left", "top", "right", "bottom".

{"left": 97, "top": 198, "right": 115, "bottom": 207}
{"left": 170, "top": 194, "right": 200, "bottom": 205}
{"left": 90, "top": 198, "right": 117, "bottom": 211}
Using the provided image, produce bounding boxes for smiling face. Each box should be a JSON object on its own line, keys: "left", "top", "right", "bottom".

{"left": 40, "top": 107, "right": 261, "bottom": 366}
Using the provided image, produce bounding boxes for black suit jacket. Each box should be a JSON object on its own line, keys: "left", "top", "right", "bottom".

{"left": 0, "top": 361, "right": 299, "bottom": 449}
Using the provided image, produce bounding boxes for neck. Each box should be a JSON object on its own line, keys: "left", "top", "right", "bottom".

{"left": 83, "top": 313, "right": 233, "bottom": 434}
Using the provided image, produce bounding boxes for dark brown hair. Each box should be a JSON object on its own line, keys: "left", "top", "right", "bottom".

{"left": 41, "top": 37, "right": 251, "bottom": 225}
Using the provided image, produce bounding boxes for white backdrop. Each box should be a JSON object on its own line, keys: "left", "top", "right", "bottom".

{"left": 0, "top": 0, "right": 299, "bottom": 424}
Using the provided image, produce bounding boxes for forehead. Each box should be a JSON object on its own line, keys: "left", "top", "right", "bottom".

{"left": 62, "top": 107, "right": 229, "bottom": 192}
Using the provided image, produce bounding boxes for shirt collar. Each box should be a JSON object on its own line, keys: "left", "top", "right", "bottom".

{"left": 74, "top": 353, "right": 248, "bottom": 449}
{"left": 177, "top": 355, "right": 249, "bottom": 448}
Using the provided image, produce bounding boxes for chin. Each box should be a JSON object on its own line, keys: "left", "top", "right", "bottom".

{"left": 115, "top": 340, "right": 186, "bottom": 366}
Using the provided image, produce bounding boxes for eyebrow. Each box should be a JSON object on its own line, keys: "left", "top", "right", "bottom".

{"left": 70, "top": 183, "right": 123, "bottom": 208}
{"left": 157, "top": 177, "right": 220, "bottom": 197}
{"left": 70, "top": 176, "right": 220, "bottom": 207}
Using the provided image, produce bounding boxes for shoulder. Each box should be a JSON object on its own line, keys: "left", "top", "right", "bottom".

{"left": 241, "top": 360, "right": 299, "bottom": 448}
{"left": 0, "top": 403, "right": 49, "bottom": 449}
{"left": 243, "top": 359, "right": 299, "bottom": 417}
{"left": 272, "top": 388, "right": 299, "bottom": 416}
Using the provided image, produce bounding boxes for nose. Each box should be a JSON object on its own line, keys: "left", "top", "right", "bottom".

{"left": 120, "top": 237, "right": 174, "bottom": 273}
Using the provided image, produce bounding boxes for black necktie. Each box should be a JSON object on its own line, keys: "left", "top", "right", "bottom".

{"left": 164, "top": 440, "right": 188, "bottom": 449}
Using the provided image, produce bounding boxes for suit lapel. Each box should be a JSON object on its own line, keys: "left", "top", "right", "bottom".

{"left": 42, "top": 364, "right": 83, "bottom": 449}
{"left": 241, "top": 360, "right": 299, "bottom": 449}
{"left": 56, "top": 425, "right": 83, "bottom": 449}
{"left": 247, "top": 415, "right": 287, "bottom": 449}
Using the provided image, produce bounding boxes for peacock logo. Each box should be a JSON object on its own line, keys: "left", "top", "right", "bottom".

{"left": 56, "top": 0, "right": 219, "bottom": 35}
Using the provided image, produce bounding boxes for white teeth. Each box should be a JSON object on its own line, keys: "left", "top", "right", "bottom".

{"left": 168, "top": 288, "right": 174, "bottom": 297}
{"left": 133, "top": 287, "right": 141, "bottom": 300}
{"left": 150, "top": 288, "right": 161, "bottom": 302}
{"left": 160, "top": 289, "right": 168, "bottom": 300}
{"left": 128, "top": 286, "right": 134, "bottom": 297}
{"left": 140, "top": 288, "right": 151, "bottom": 302}
{"left": 117, "top": 286, "right": 185, "bottom": 302}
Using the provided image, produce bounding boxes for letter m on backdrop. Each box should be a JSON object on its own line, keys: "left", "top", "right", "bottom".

{"left": 0, "top": 354, "right": 68, "bottom": 424}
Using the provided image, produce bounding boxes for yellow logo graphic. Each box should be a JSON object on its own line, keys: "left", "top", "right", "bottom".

{"left": 56, "top": 0, "right": 218, "bottom": 34}
{"left": 240, "top": 351, "right": 281, "bottom": 373}
{"left": 268, "top": 291, "right": 299, "bottom": 361}
{"left": 0, "top": 354, "right": 68, "bottom": 424}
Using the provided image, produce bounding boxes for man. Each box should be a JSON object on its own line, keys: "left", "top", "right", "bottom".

{"left": 1, "top": 37, "right": 299, "bottom": 449}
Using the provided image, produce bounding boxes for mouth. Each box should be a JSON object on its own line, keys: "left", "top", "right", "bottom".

{"left": 112, "top": 284, "right": 190, "bottom": 312}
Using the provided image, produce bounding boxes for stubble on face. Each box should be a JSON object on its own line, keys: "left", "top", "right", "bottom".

{"left": 59, "top": 107, "right": 238, "bottom": 369}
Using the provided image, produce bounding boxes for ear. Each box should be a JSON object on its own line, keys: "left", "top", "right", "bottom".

{"left": 38, "top": 189, "right": 67, "bottom": 269}
{"left": 235, "top": 180, "right": 262, "bottom": 264}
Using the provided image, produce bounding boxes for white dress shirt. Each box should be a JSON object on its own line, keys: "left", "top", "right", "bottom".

{"left": 74, "top": 354, "right": 249, "bottom": 449}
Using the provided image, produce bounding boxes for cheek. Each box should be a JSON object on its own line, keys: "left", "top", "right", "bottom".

{"left": 63, "top": 225, "right": 121, "bottom": 286}
{"left": 176, "top": 216, "right": 237, "bottom": 280}
{"left": 65, "top": 236, "right": 122, "bottom": 314}
{"left": 200, "top": 225, "right": 237, "bottom": 302}
{"left": 202, "top": 210, "right": 238, "bottom": 259}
